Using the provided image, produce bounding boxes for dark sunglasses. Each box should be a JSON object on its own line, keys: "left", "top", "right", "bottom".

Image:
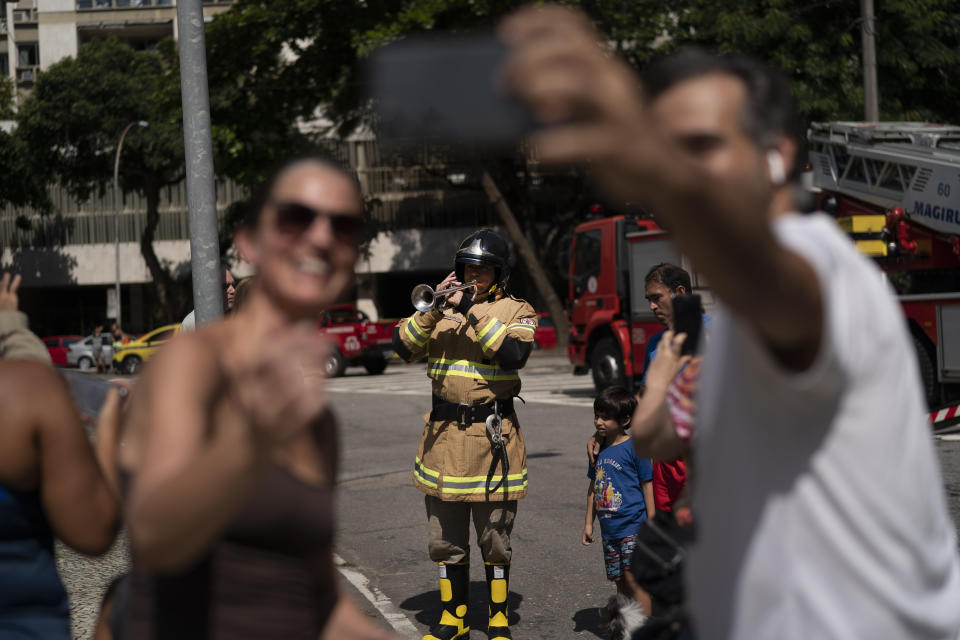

{"left": 271, "top": 200, "right": 366, "bottom": 240}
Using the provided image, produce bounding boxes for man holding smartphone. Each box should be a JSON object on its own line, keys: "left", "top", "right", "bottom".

{"left": 588, "top": 263, "right": 706, "bottom": 514}
{"left": 640, "top": 264, "right": 708, "bottom": 390}
{"left": 503, "top": 7, "right": 960, "bottom": 639}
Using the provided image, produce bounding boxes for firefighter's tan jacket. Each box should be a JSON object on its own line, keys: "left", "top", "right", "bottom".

{"left": 396, "top": 288, "right": 537, "bottom": 502}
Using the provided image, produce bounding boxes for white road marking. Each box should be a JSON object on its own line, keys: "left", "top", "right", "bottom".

{"left": 935, "top": 434, "right": 960, "bottom": 441}
{"left": 334, "top": 553, "right": 420, "bottom": 639}
{"left": 327, "top": 360, "right": 595, "bottom": 407}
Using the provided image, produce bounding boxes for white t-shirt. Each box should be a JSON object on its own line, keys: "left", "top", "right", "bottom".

{"left": 690, "top": 213, "right": 960, "bottom": 640}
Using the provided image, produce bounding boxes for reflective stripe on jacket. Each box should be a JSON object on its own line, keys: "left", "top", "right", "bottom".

{"left": 396, "top": 291, "right": 537, "bottom": 501}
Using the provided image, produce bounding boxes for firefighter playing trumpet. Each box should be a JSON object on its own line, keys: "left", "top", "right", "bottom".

{"left": 393, "top": 229, "right": 537, "bottom": 640}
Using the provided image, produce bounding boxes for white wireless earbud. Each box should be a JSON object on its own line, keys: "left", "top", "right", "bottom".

{"left": 766, "top": 150, "right": 786, "bottom": 186}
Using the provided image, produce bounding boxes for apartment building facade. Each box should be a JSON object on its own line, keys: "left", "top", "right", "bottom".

{"left": 0, "top": 1, "right": 519, "bottom": 337}
{"left": 3, "top": 0, "right": 233, "bottom": 97}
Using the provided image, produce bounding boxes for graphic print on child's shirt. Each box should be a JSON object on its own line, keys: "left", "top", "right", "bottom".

{"left": 587, "top": 440, "right": 653, "bottom": 540}
{"left": 594, "top": 466, "right": 623, "bottom": 512}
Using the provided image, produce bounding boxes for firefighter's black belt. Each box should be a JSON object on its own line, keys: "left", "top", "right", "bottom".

{"left": 430, "top": 396, "right": 514, "bottom": 425}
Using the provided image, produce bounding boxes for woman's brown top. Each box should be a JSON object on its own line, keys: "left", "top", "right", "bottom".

{"left": 123, "top": 413, "right": 338, "bottom": 640}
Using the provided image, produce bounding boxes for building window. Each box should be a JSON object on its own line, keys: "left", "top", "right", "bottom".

{"left": 18, "top": 43, "right": 38, "bottom": 68}
{"left": 0, "top": 53, "right": 8, "bottom": 76}
{"left": 75, "top": 0, "right": 176, "bottom": 6}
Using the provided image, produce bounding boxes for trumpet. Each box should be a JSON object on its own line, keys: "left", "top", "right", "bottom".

{"left": 411, "top": 280, "right": 477, "bottom": 313}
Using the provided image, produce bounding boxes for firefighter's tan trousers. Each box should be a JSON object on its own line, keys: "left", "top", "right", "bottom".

{"left": 425, "top": 495, "right": 517, "bottom": 565}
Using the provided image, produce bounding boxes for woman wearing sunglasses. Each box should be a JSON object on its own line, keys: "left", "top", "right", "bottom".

{"left": 119, "top": 156, "right": 397, "bottom": 640}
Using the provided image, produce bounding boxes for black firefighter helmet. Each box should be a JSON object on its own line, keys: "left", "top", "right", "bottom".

{"left": 454, "top": 229, "right": 509, "bottom": 290}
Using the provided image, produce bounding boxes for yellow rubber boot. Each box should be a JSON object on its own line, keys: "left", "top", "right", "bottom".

{"left": 485, "top": 562, "right": 511, "bottom": 640}
{"left": 423, "top": 562, "right": 469, "bottom": 640}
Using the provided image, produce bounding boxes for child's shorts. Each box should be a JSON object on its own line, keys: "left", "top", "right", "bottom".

{"left": 602, "top": 534, "right": 637, "bottom": 581}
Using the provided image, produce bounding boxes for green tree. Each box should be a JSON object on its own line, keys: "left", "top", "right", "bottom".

{"left": 0, "top": 76, "right": 17, "bottom": 120}
{"left": 664, "top": 0, "right": 960, "bottom": 128}
{"left": 0, "top": 129, "right": 49, "bottom": 213}
{"left": 15, "top": 38, "right": 187, "bottom": 322}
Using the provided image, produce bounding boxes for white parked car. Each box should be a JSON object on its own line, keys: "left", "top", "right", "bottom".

{"left": 67, "top": 334, "right": 115, "bottom": 371}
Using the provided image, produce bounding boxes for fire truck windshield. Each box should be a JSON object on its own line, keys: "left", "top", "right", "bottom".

{"left": 573, "top": 230, "right": 602, "bottom": 297}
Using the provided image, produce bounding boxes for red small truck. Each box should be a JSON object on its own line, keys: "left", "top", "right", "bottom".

{"left": 316, "top": 305, "right": 397, "bottom": 377}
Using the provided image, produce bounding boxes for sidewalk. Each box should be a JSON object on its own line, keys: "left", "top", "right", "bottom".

{"left": 336, "top": 556, "right": 419, "bottom": 639}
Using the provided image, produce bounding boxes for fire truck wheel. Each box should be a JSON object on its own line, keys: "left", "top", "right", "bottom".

{"left": 591, "top": 337, "right": 626, "bottom": 392}
{"left": 362, "top": 356, "right": 388, "bottom": 375}
{"left": 324, "top": 348, "right": 347, "bottom": 378}
{"left": 912, "top": 333, "right": 937, "bottom": 408}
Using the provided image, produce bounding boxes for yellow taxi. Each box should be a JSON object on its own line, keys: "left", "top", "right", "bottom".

{"left": 112, "top": 324, "right": 180, "bottom": 374}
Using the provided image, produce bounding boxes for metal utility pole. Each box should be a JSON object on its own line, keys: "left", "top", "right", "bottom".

{"left": 177, "top": 0, "right": 223, "bottom": 325}
{"left": 860, "top": 0, "right": 879, "bottom": 122}
{"left": 113, "top": 120, "right": 148, "bottom": 329}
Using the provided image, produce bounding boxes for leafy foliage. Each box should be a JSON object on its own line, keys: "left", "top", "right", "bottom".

{"left": 0, "top": 76, "right": 16, "bottom": 120}
{"left": 15, "top": 38, "right": 187, "bottom": 321}
{"left": 0, "top": 129, "right": 50, "bottom": 214}
{"left": 668, "top": 0, "right": 960, "bottom": 127}
{"left": 17, "top": 38, "right": 184, "bottom": 198}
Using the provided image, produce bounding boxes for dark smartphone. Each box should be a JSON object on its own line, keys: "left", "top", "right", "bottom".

{"left": 61, "top": 370, "right": 125, "bottom": 420}
{"left": 369, "top": 32, "right": 535, "bottom": 147}
{"left": 672, "top": 294, "right": 702, "bottom": 356}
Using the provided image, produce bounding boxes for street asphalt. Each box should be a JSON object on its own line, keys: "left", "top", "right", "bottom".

{"left": 57, "top": 350, "right": 960, "bottom": 639}
{"left": 330, "top": 351, "right": 960, "bottom": 639}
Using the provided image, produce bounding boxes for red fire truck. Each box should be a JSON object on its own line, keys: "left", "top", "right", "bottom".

{"left": 566, "top": 121, "right": 960, "bottom": 411}
{"left": 316, "top": 305, "right": 396, "bottom": 377}
{"left": 566, "top": 215, "right": 702, "bottom": 392}
{"left": 808, "top": 122, "right": 960, "bottom": 409}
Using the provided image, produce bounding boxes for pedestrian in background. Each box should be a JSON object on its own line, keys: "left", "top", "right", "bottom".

{"left": 503, "top": 7, "right": 960, "bottom": 639}
{"left": 111, "top": 322, "right": 130, "bottom": 346}
{"left": 231, "top": 275, "right": 257, "bottom": 312}
{"left": 588, "top": 263, "right": 704, "bottom": 515}
{"left": 0, "top": 360, "right": 122, "bottom": 639}
{"left": 582, "top": 386, "right": 654, "bottom": 613}
{"left": 92, "top": 325, "right": 107, "bottom": 373}
{"left": 179, "top": 264, "right": 236, "bottom": 332}
{"left": 637, "top": 264, "right": 695, "bottom": 392}
{"left": 119, "top": 155, "right": 398, "bottom": 640}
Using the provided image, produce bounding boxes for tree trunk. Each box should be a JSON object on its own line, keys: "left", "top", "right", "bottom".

{"left": 481, "top": 171, "right": 570, "bottom": 351}
{"left": 140, "top": 181, "right": 179, "bottom": 323}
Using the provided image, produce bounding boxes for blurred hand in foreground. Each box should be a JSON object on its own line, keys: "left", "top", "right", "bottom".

{"left": 500, "top": 6, "right": 652, "bottom": 201}
{"left": 225, "top": 325, "right": 332, "bottom": 447}
{"left": 0, "top": 273, "right": 22, "bottom": 311}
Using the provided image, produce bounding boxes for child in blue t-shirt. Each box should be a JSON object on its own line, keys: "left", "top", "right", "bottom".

{"left": 583, "top": 386, "right": 655, "bottom": 603}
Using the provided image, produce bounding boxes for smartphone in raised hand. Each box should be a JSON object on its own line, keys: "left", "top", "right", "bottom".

{"left": 369, "top": 32, "right": 535, "bottom": 147}
{"left": 672, "top": 294, "right": 703, "bottom": 356}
